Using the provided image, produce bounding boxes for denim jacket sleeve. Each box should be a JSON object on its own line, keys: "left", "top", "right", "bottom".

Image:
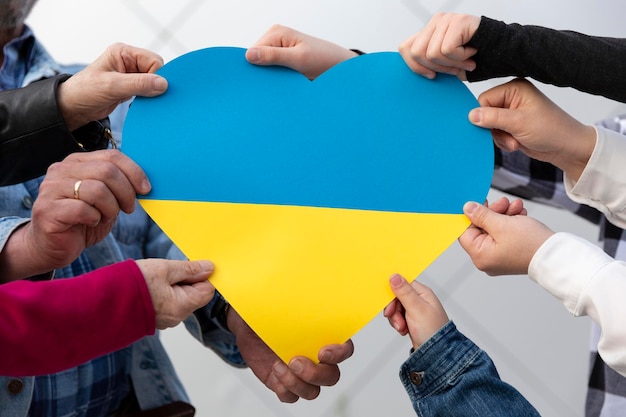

{"left": 184, "top": 292, "right": 246, "bottom": 368}
{"left": 0, "top": 216, "right": 30, "bottom": 252}
{"left": 400, "top": 321, "right": 540, "bottom": 417}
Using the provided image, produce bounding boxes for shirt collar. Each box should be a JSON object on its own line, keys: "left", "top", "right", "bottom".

{"left": 0, "top": 25, "right": 35, "bottom": 91}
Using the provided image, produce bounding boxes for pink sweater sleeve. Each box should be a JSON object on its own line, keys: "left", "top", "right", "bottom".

{"left": 0, "top": 259, "right": 155, "bottom": 376}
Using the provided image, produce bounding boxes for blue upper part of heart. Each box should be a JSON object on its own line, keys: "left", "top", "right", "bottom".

{"left": 122, "top": 47, "right": 493, "bottom": 214}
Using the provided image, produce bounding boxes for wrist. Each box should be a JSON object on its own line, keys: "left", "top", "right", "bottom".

{"left": 56, "top": 75, "right": 88, "bottom": 132}
{"left": 225, "top": 305, "right": 250, "bottom": 340}
{"left": 553, "top": 124, "right": 597, "bottom": 182}
{"left": 0, "top": 221, "right": 49, "bottom": 282}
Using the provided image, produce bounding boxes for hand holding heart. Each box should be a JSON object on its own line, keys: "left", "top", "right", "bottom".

{"left": 122, "top": 32, "right": 492, "bottom": 366}
{"left": 245, "top": 24, "right": 360, "bottom": 80}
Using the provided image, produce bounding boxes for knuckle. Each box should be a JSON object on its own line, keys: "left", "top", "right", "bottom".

{"left": 474, "top": 208, "right": 489, "bottom": 226}
{"left": 303, "top": 387, "right": 321, "bottom": 400}
{"left": 440, "top": 43, "right": 456, "bottom": 58}
{"left": 107, "top": 42, "right": 126, "bottom": 54}
{"left": 182, "top": 260, "right": 198, "bottom": 275}
{"left": 95, "top": 159, "right": 121, "bottom": 179}
{"left": 88, "top": 180, "right": 111, "bottom": 201}
{"left": 45, "top": 161, "right": 64, "bottom": 175}
{"left": 98, "top": 148, "right": 123, "bottom": 163}
{"left": 268, "top": 23, "right": 286, "bottom": 33}
{"left": 424, "top": 44, "right": 438, "bottom": 61}
{"left": 398, "top": 39, "right": 408, "bottom": 54}
{"left": 472, "top": 256, "right": 489, "bottom": 272}
{"left": 420, "top": 285, "right": 435, "bottom": 298}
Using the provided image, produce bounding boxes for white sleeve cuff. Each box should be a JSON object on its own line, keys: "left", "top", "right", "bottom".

{"left": 528, "top": 232, "right": 612, "bottom": 315}
{"left": 565, "top": 126, "right": 626, "bottom": 228}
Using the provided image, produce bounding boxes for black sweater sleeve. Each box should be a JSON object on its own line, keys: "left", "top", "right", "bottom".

{"left": 0, "top": 75, "right": 112, "bottom": 186}
{"left": 466, "top": 16, "right": 626, "bottom": 103}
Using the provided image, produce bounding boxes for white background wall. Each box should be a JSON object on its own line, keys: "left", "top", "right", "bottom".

{"left": 28, "top": 1, "right": 626, "bottom": 416}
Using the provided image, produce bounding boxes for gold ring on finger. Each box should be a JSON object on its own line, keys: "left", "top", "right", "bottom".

{"left": 73, "top": 180, "right": 83, "bottom": 200}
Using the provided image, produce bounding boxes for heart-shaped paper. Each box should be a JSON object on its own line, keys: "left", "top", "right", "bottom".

{"left": 122, "top": 47, "right": 493, "bottom": 363}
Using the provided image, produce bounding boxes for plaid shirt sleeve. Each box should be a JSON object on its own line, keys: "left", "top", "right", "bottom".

{"left": 492, "top": 144, "right": 602, "bottom": 225}
{"left": 491, "top": 115, "right": 626, "bottom": 417}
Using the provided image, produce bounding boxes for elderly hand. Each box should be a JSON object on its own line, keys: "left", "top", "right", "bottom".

{"left": 0, "top": 149, "right": 150, "bottom": 282}
{"left": 136, "top": 259, "right": 215, "bottom": 329}
{"left": 226, "top": 306, "right": 354, "bottom": 402}
{"left": 58, "top": 43, "right": 168, "bottom": 131}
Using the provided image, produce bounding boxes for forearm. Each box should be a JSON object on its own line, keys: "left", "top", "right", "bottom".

{"left": 0, "top": 259, "right": 155, "bottom": 376}
{"left": 467, "top": 16, "right": 626, "bottom": 103}
{"left": 0, "top": 220, "right": 56, "bottom": 283}
{"left": 529, "top": 232, "right": 626, "bottom": 376}
{"left": 184, "top": 293, "right": 245, "bottom": 367}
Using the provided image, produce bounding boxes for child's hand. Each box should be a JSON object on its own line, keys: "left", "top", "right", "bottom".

{"left": 384, "top": 274, "right": 449, "bottom": 350}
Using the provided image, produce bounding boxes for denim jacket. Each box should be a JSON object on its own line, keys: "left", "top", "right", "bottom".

{"left": 400, "top": 321, "right": 540, "bottom": 417}
{"left": 0, "top": 29, "right": 243, "bottom": 416}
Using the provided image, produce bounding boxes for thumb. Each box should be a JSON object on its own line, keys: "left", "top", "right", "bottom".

{"left": 389, "top": 274, "right": 422, "bottom": 309}
{"left": 111, "top": 73, "right": 168, "bottom": 98}
{"left": 167, "top": 260, "right": 215, "bottom": 285}
{"left": 463, "top": 201, "right": 499, "bottom": 232}
{"left": 468, "top": 106, "right": 514, "bottom": 131}
{"left": 246, "top": 46, "right": 290, "bottom": 67}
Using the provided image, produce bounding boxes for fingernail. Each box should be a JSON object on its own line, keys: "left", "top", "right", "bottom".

{"left": 289, "top": 358, "right": 303, "bottom": 374}
{"left": 247, "top": 48, "right": 261, "bottom": 63}
{"left": 319, "top": 350, "right": 332, "bottom": 363}
{"left": 141, "top": 178, "right": 151, "bottom": 194}
{"left": 464, "top": 62, "right": 477, "bottom": 72}
{"left": 464, "top": 201, "right": 478, "bottom": 214}
{"left": 198, "top": 260, "right": 214, "bottom": 274}
{"left": 468, "top": 108, "right": 481, "bottom": 124}
{"left": 389, "top": 274, "right": 404, "bottom": 288}
{"left": 153, "top": 76, "right": 167, "bottom": 92}
{"left": 273, "top": 362, "right": 288, "bottom": 376}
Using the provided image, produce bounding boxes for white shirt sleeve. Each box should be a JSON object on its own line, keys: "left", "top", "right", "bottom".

{"left": 564, "top": 126, "right": 626, "bottom": 228}
{"left": 529, "top": 232, "right": 626, "bottom": 377}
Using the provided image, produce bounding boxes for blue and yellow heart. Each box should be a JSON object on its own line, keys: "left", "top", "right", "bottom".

{"left": 122, "top": 47, "right": 493, "bottom": 363}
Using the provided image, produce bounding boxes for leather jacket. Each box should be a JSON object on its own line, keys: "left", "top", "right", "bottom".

{"left": 0, "top": 74, "right": 111, "bottom": 186}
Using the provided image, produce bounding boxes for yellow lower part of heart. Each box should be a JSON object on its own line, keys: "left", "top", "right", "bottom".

{"left": 140, "top": 199, "right": 469, "bottom": 362}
